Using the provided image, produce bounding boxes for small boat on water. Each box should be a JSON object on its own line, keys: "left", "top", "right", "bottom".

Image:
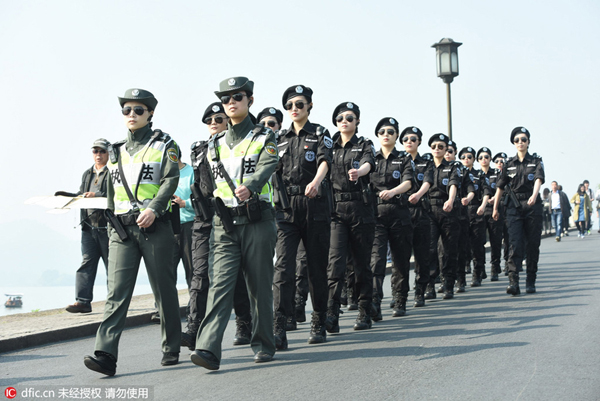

{"left": 5, "top": 293, "right": 23, "bottom": 308}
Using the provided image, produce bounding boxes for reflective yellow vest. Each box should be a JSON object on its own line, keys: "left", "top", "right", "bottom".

{"left": 107, "top": 139, "right": 170, "bottom": 214}
{"left": 208, "top": 130, "right": 273, "bottom": 207}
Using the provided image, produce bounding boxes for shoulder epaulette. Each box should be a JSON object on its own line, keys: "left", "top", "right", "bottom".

{"left": 191, "top": 140, "right": 207, "bottom": 151}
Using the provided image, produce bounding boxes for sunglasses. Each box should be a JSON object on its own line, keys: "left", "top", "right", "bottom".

{"left": 431, "top": 144, "right": 446, "bottom": 150}
{"left": 220, "top": 92, "right": 246, "bottom": 104}
{"left": 92, "top": 149, "right": 107, "bottom": 154}
{"left": 494, "top": 159, "right": 505, "bottom": 164}
{"left": 446, "top": 149, "right": 455, "bottom": 154}
{"left": 204, "top": 116, "right": 224, "bottom": 125}
{"left": 460, "top": 155, "right": 473, "bottom": 160}
{"left": 262, "top": 120, "right": 277, "bottom": 128}
{"left": 402, "top": 135, "right": 418, "bottom": 143}
{"left": 336, "top": 114, "right": 356, "bottom": 123}
{"left": 378, "top": 128, "right": 396, "bottom": 136}
{"left": 478, "top": 155, "right": 490, "bottom": 160}
{"left": 513, "top": 136, "right": 528, "bottom": 143}
{"left": 284, "top": 101, "right": 305, "bottom": 110}
{"left": 121, "top": 106, "right": 148, "bottom": 116}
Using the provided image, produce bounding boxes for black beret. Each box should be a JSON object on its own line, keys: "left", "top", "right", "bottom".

{"left": 447, "top": 139, "right": 457, "bottom": 151}
{"left": 458, "top": 146, "right": 475, "bottom": 159}
{"left": 118, "top": 88, "right": 158, "bottom": 110}
{"left": 399, "top": 126, "right": 422, "bottom": 142}
{"left": 510, "top": 126, "right": 530, "bottom": 143}
{"left": 257, "top": 107, "right": 283, "bottom": 125}
{"left": 476, "top": 147, "right": 492, "bottom": 159}
{"left": 375, "top": 117, "right": 399, "bottom": 136}
{"left": 332, "top": 102, "right": 360, "bottom": 126}
{"left": 282, "top": 85, "right": 313, "bottom": 106}
{"left": 428, "top": 133, "right": 449, "bottom": 147}
{"left": 202, "top": 102, "right": 226, "bottom": 124}
{"left": 493, "top": 152, "right": 508, "bottom": 162}
{"left": 422, "top": 153, "right": 433, "bottom": 161}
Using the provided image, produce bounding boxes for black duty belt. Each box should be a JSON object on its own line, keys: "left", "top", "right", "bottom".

{"left": 376, "top": 196, "right": 407, "bottom": 206}
{"left": 334, "top": 192, "right": 361, "bottom": 202}
{"left": 286, "top": 185, "right": 306, "bottom": 196}
{"left": 227, "top": 201, "right": 271, "bottom": 217}
{"left": 429, "top": 198, "right": 447, "bottom": 206}
{"left": 514, "top": 192, "right": 532, "bottom": 200}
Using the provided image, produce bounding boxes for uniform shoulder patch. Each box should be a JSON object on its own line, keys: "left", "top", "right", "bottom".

{"left": 167, "top": 148, "right": 178, "bottom": 163}
{"left": 323, "top": 135, "right": 333, "bottom": 149}
{"left": 265, "top": 142, "right": 277, "bottom": 155}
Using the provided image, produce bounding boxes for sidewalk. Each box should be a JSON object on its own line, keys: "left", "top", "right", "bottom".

{"left": 0, "top": 290, "right": 189, "bottom": 354}
{"left": 0, "top": 228, "right": 566, "bottom": 354}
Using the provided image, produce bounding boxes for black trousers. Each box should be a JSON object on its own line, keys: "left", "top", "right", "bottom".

{"left": 76, "top": 227, "right": 109, "bottom": 303}
{"left": 371, "top": 204, "right": 413, "bottom": 301}
{"left": 429, "top": 205, "right": 460, "bottom": 284}
{"left": 173, "top": 221, "right": 194, "bottom": 289}
{"left": 274, "top": 196, "right": 330, "bottom": 316}
{"left": 505, "top": 201, "right": 543, "bottom": 277}
{"left": 187, "top": 219, "right": 251, "bottom": 333}
{"left": 467, "top": 204, "right": 487, "bottom": 276}
{"left": 456, "top": 210, "right": 470, "bottom": 283}
{"left": 406, "top": 205, "right": 432, "bottom": 287}
{"left": 485, "top": 207, "right": 504, "bottom": 272}
{"left": 295, "top": 242, "right": 309, "bottom": 302}
{"left": 327, "top": 200, "right": 375, "bottom": 308}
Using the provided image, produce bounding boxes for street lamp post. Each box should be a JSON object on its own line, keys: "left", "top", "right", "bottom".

{"left": 432, "top": 38, "right": 462, "bottom": 140}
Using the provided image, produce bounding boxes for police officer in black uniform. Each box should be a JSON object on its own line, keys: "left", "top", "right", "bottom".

{"left": 182, "top": 102, "right": 253, "bottom": 350}
{"left": 493, "top": 152, "right": 510, "bottom": 274}
{"left": 370, "top": 118, "right": 413, "bottom": 319}
{"left": 326, "top": 102, "right": 376, "bottom": 332}
{"left": 459, "top": 146, "right": 491, "bottom": 286}
{"left": 257, "top": 106, "right": 309, "bottom": 330}
{"left": 478, "top": 147, "right": 503, "bottom": 281}
{"left": 272, "top": 85, "right": 332, "bottom": 348}
{"left": 426, "top": 134, "right": 461, "bottom": 300}
{"left": 401, "top": 127, "right": 433, "bottom": 307}
{"left": 493, "top": 127, "right": 544, "bottom": 295}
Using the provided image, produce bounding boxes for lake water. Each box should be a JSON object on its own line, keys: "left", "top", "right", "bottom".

{"left": 1, "top": 283, "right": 189, "bottom": 317}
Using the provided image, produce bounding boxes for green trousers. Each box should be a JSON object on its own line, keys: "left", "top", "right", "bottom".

{"left": 95, "top": 220, "right": 181, "bottom": 360}
{"left": 196, "top": 212, "right": 277, "bottom": 360}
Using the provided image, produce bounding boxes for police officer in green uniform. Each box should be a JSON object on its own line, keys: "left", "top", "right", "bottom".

{"left": 84, "top": 88, "right": 181, "bottom": 376}
{"left": 191, "top": 77, "right": 278, "bottom": 370}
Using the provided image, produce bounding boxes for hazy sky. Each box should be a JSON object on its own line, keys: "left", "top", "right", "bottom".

{"left": 1, "top": 1, "right": 598, "bottom": 285}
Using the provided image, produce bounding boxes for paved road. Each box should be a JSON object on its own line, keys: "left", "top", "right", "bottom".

{"left": 2, "top": 234, "right": 600, "bottom": 400}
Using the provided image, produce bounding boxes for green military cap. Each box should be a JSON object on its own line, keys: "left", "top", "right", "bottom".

{"left": 214, "top": 77, "right": 254, "bottom": 98}
{"left": 118, "top": 88, "right": 158, "bottom": 110}
{"left": 92, "top": 138, "right": 111, "bottom": 150}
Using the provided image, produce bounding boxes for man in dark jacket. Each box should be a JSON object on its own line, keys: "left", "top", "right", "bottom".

{"left": 66, "top": 138, "right": 111, "bottom": 313}
{"left": 558, "top": 185, "right": 572, "bottom": 236}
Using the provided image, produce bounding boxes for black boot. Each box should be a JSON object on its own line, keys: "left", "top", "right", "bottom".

{"left": 308, "top": 312, "right": 327, "bottom": 344}
{"left": 181, "top": 330, "right": 197, "bottom": 351}
{"left": 443, "top": 280, "right": 455, "bottom": 299}
{"left": 295, "top": 294, "right": 306, "bottom": 323}
{"left": 436, "top": 276, "right": 445, "bottom": 293}
{"left": 491, "top": 266, "right": 499, "bottom": 282}
{"left": 526, "top": 273, "right": 536, "bottom": 294}
{"left": 456, "top": 278, "right": 466, "bottom": 293}
{"left": 347, "top": 286, "right": 358, "bottom": 310}
{"left": 371, "top": 294, "right": 383, "bottom": 322}
{"left": 340, "top": 284, "right": 348, "bottom": 307}
{"left": 286, "top": 315, "right": 297, "bottom": 331}
{"left": 389, "top": 289, "right": 398, "bottom": 309}
{"left": 471, "top": 271, "right": 482, "bottom": 287}
{"left": 233, "top": 318, "right": 251, "bottom": 346}
{"left": 413, "top": 284, "right": 426, "bottom": 307}
{"left": 273, "top": 312, "right": 288, "bottom": 350}
{"left": 392, "top": 297, "right": 407, "bottom": 317}
{"left": 353, "top": 305, "right": 372, "bottom": 330}
{"left": 506, "top": 272, "right": 520, "bottom": 296}
{"left": 84, "top": 351, "right": 117, "bottom": 376}
{"left": 424, "top": 282, "right": 436, "bottom": 300}
{"left": 325, "top": 304, "right": 341, "bottom": 334}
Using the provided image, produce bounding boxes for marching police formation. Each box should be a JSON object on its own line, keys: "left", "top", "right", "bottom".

{"left": 82, "top": 77, "right": 545, "bottom": 376}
